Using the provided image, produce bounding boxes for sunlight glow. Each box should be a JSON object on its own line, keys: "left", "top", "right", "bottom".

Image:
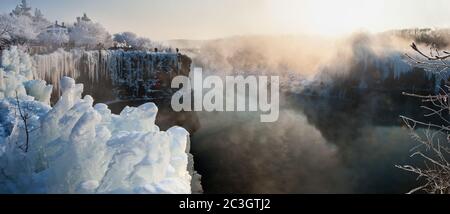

{"left": 268, "top": 0, "right": 386, "bottom": 36}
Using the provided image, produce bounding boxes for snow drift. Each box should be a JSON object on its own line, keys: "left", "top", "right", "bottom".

{"left": 0, "top": 47, "right": 191, "bottom": 194}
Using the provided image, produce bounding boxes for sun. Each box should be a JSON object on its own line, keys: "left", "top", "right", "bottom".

{"left": 268, "top": 0, "right": 384, "bottom": 36}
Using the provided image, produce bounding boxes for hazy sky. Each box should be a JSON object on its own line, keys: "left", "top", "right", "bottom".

{"left": 1, "top": 0, "right": 450, "bottom": 40}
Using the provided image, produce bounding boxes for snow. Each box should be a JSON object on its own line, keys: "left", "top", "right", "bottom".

{"left": 1, "top": 46, "right": 34, "bottom": 80}
{"left": 69, "top": 19, "right": 112, "bottom": 47}
{"left": 0, "top": 1, "right": 51, "bottom": 43}
{"left": 0, "top": 46, "right": 52, "bottom": 103}
{"left": 37, "top": 30, "right": 69, "bottom": 46}
{"left": 0, "top": 47, "right": 191, "bottom": 194}
{"left": 23, "top": 80, "right": 53, "bottom": 104}
{"left": 2, "top": 1, "right": 109, "bottom": 48}
{"left": 113, "top": 32, "right": 163, "bottom": 50}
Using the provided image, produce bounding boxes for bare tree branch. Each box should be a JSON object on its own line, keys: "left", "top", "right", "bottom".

{"left": 398, "top": 43, "right": 450, "bottom": 194}
{"left": 14, "top": 91, "right": 31, "bottom": 153}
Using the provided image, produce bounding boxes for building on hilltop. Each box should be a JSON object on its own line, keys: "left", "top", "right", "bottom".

{"left": 46, "top": 21, "right": 68, "bottom": 35}
{"left": 75, "top": 13, "right": 92, "bottom": 25}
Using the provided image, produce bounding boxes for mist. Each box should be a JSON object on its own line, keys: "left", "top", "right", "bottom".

{"left": 178, "top": 31, "right": 441, "bottom": 91}
{"left": 173, "top": 31, "right": 442, "bottom": 193}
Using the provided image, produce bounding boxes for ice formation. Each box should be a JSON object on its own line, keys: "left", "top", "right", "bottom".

{"left": 0, "top": 46, "right": 52, "bottom": 103}
{"left": 0, "top": 47, "right": 191, "bottom": 194}
{"left": 33, "top": 49, "right": 181, "bottom": 97}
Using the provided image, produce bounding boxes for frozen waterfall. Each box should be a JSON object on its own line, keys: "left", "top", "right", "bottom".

{"left": 32, "top": 49, "right": 183, "bottom": 99}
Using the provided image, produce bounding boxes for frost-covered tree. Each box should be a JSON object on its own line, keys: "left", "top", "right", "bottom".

{"left": 1, "top": 0, "right": 50, "bottom": 44}
{"left": 113, "top": 32, "right": 160, "bottom": 50}
{"left": 394, "top": 28, "right": 450, "bottom": 48}
{"left": 11, "top": 0, "right": 32, "bottom": 17}
{"left": 113, "top": 31, "right": 138, "bottom": 47}
{"left": 33, "top": 9, "right": 44, "bottom": 22}
{"left": 397, "top": 43, "right": 450, "bottom": 194}
{"left": 70, "top": 20, "right": 112, "bottom": 48}
{"left": 9, "top": 15, "right": 37, "bottom": 44}
{"left": 0, "top": 14, "right": 13, "bottom": 39}
{"left": 0, "top": 15, "right": 12, "bottom": 49}
{"left": 37, "top": 31, "right": 69, "bottom": 46}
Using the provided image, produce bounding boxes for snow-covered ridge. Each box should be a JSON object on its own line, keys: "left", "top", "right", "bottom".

{"left": 0, "top": 47, "right": 191, "bottom": 194}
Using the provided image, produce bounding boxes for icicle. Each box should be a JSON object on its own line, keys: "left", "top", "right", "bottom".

{"left": 32, "top": 49, "right": 181, "bottom": 99}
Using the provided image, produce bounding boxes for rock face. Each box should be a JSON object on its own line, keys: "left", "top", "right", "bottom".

{"left": 32, "top": 49, "right": 192, "bottom": 103}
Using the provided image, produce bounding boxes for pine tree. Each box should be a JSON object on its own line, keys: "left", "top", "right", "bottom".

{"left": 34, "top": 9, "right": 44, "bottom": 21}
{"left": 11, "top": 0, "right": 32, "bottom": 17}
